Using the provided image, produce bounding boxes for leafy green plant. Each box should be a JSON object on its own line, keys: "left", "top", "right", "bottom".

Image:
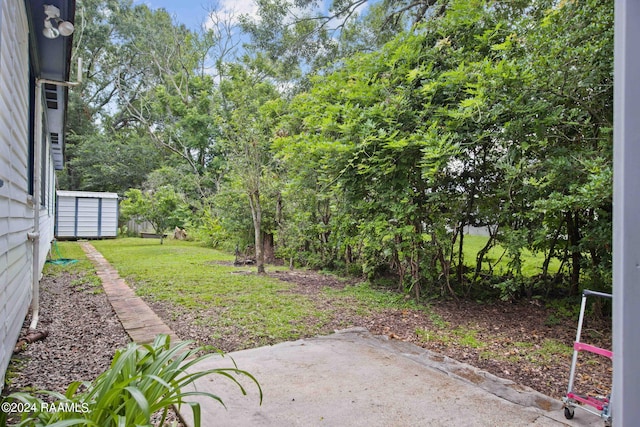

{"left": 186, "top": 209, "right": 231, "bottom": 249}
{"left": 453, "top": 327, "right": 485, "bottom": 349}
{"left": 120, "top": 186, "right": 189, "bottom": 244}
{"left": 429, "top": 312, "right": 449, "bottom": 329}
{"left": 2, "top": 335, "right": 261, "bottom": 427}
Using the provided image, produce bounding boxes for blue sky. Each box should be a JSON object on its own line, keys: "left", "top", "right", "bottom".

{"left": 135, "top": 1, "right": 362, "bottom": 32}
{"left": 135, "top": 0, "right": 259, "bottom": 30}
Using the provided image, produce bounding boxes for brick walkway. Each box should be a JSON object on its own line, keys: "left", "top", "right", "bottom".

{"left": 80, "top": 242, "right": 180, "bottom": 345}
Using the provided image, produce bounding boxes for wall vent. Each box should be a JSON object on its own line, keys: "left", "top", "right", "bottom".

{"left": 44, "top": 83, "right": 58, "bottom": 109}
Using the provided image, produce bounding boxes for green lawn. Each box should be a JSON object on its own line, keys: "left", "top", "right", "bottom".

{"left": 46, "top": 241, "right": 103, "bottom": 293}
{"left": 90, "top": 238, "right": 331, "bottom": 345}
{"left": 49, "top": 236, "right": 560, "bottom": 349}
{"left": 85, "top": 238, "right": 440, "bottom": 347}
{"left": 461, "top": 235, "right": 561, "bottom": 277}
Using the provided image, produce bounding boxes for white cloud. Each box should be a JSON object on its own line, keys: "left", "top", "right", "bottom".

{"left": 203, "top": 0, "right": 259, "bottom": 29}
{"left": 220, "top": 0, "right": 259, "bottom": 18}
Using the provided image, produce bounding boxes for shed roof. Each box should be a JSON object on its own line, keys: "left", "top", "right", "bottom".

{"left": 57, "top": 190, "right": 119, "bottom": 199}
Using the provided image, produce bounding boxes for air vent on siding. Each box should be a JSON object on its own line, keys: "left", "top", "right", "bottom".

{"left": 50, "top": 132, "right": 59, "bottom": 144}
{"left": 44, "top": 83, "right": 58, "bottom": 109}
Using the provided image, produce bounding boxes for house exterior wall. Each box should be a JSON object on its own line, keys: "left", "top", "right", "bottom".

{"left": 0, "top": 0, "right": 57, "bottom": 389}
{"left": 0, "top": 0, "right": 32, "bottom": 389}
{"left": 39, "top": 141, "right": 56, "bottom": 259}
{"left": 56, "top": 191, "right": 119, "bottom": 239}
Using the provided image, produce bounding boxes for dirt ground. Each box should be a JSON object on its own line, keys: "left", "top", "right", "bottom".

{"left": 3, "top": 266, "right": 611, "bottom": 425}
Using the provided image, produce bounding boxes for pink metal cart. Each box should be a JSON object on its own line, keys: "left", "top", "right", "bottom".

{"left": 563, "top": 289, "right": 612, "bottom": 426}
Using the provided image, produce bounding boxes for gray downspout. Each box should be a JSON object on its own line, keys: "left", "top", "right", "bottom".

{"left": 27, "top": 80, "right": 43, "bottom": 331}
{"left": 27, "top": 60, "right": 82, "bottom": 330}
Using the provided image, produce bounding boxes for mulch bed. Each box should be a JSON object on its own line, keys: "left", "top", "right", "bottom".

{"left": 1, "top": 271, "right": 182, "bottom": 426}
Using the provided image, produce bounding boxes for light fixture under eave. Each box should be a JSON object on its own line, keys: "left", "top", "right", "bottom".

{"left": 57, "top": 20, "right": 75, "bottom": 36}
{"left": 43, "top": 4, "right": 75, "bottom": 39}
{"left": 42, "top": 18, "right": 59, "bottom": 39}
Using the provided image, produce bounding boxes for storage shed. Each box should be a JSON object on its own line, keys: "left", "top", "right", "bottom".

{"left": 55, "top": 191, "right": 119, "bottom": 239}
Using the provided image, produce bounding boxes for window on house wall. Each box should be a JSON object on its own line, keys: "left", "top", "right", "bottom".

{"left": 40, "top": 128, "right": 47, "bottom": 207}
{"left": 27, "top": 65, "right": 49, "bottom": 208}
{"left": 28, "top": 103, "right": 47, "bottom": 208}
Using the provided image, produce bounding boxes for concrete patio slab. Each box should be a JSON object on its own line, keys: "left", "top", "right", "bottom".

{"left": 179, "top": 328, "right": 602, "bottom": 427}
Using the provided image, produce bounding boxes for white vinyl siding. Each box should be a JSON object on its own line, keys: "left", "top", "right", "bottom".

{"left": 76, "top": 198, "right": 99, "bottom": 236}
{"left": 55, "top": 196, "right": 76, "bottom": 237}
{"left": 0, "top": 0, "right": 33, "bottom": 388}
{"left": 101, "top": 197, "right": 119, "bottom": 237}
{"left": 56, "top": 191, "right": 119, "bottom": 239}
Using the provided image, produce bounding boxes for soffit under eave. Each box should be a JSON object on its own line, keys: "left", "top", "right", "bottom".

{"left": 24, "top": 0, "right": 76, "bottom": 171}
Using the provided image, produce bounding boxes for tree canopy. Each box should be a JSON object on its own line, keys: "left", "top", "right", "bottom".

{"left": 61, "top": 0, "right": 613, "bottom": 300}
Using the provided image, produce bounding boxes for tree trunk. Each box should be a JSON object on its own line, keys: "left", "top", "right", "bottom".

{"left": 248, "top": 190, "right": 265, "bottom": 274}
{"left": 542, "top": 219, "right": 564, "bottom": 279}
{"left": 411, "top": 248, "right": 420, "bottom": 300}
{"left": 432, "top": 234, "right": 457, "bottom": 299}
{"left": 263, "top": 232, "right": 276, "bottom": 264}
{"left": 566, "top": 211, "right": 581, "bottom": 295}
{"left": 457, "top": 224, "right": 465, "bottom": 284}
{"left": 474, "top": 227, "right": 497, "bottom": 280}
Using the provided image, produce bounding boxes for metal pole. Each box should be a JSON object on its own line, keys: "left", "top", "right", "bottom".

{"left": 566, "top": 294, "right": 588, "bottom": 397}
{"left": 613, "top": 0, "right": 640, "bottom": 424}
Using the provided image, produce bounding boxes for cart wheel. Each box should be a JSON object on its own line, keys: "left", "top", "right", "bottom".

{"left": 564, "top": 407, "right": 574, "bottom": 420}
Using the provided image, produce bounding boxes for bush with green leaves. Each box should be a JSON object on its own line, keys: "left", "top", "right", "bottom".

{"left": 1, "top": 335, "right": 261, "bottom": 426}
{"left": 120, "top": 186, "right": 191, "bottom": 244}
{"left": 185, "top": 209, "right": 231, "bottom": 249}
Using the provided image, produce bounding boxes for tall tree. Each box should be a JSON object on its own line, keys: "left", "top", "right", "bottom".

{"left": 218, "top": 60, "right": 283, "bottom": 273}
{"left": 273, "top": 0, "right": 613, "bottom": 299}
{"left": 61, "top": 0, "right": 189, "bottom": 192}
{"left": 240, "top": 0, "right": 448, "bottom": 77}
{"left": 504, "top": 0, "right": 613, "bottom": 294}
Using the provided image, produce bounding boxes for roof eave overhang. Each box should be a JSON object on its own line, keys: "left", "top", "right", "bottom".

{"left": 25, "top": 0, "right": 77, "bottom": 171}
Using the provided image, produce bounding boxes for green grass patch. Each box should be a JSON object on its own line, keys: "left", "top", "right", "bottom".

{"left": 513, "top": 339, "right": 573, "bottom": 366}
{"left": 453, "top": 327, "right": 485, "bottom": 349}
{"left": 461, "top": 235, "right": 561, "bottom": 277}
{"left": 324, "top": 281, "right": 426, "bottom": 314}
{"left": 429, "top": 312, "right": 449, "bottom": 328}
{"left": 415, "top": 325, "right": 487, "bottom": 349}
{"left": 415, "top": 327, "right": 451, "bottom": 345}
{"left": 44, "top": 242, "right": 93, "bottom": 276}
{"left": 91, "top": 238, "right": 328, "bottom": 346}
{"left": 535, "top": 339, "right": 573, "bottom": 360}
{"left": 44, "top": 242, "right": 103, "bottom": 294}
{"left": 481, "top": 338, "right": 572, "bottom": 367}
